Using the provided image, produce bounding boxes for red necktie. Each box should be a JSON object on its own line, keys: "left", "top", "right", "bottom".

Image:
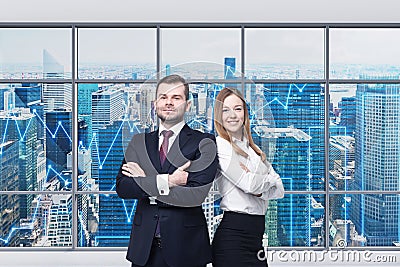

{"left": 155, "top": 130, "right": 173, "bottom": 237}
{"left": 160, "top": 130, "right": 173, "bottom": 166}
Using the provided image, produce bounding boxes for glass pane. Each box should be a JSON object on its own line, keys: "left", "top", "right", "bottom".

{"left": 77, "top": 194, "right": 132, "bottom": 247}
{"left": 251, "top": 83, "right": 325, "bottom": 190}
{"left": 330, "top": 83, "right": 400, "bottom": 191}
{"left": 77, "top": 28, "right": 156, "bottom": 79}
{"left": 273, "top": 194, "right": 325, "bottom": 247}
{"left": 330, "top": 29, "right": 400, "bottom": 79}
{"left": 161, "top": 29, "right": 240, "bottom": 79}
{"left": 0, "top": 83, "right": 72, "bottom": 192}
{"left": 329, "top": 194, "right": 400, "bottom": 247}
{"left": 246, "top": 28, "right": 324, "bottom": 79}
{"left": 0, "top": 194, "right": 72, "bottom": 247}
{"left": 77, "top": 193, "right": 222, "bottom": 247}
{"left": 77, "top": 83, "right": 155, "bottom": 191}
{"left": 0, "top": 28, "right": 71, "bottom": 79}
{"left": 77, "top": 82, "right": 233, "bottom": 191}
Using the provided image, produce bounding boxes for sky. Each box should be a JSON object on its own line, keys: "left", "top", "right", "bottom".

{"left": 3, "top": 27, "right": 400, "bottom": 68}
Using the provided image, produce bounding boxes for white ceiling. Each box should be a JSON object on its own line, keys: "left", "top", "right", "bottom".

{"left": 1, "top": 0, "right": 400, "bottom": 23}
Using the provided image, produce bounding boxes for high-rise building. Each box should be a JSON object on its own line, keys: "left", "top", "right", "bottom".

{"left": 0, "top": 109, "right": 38, "bottom": 218}
{"left": 329, "top": 136, "right": 355, "bottom": 221}
{"left": 95, "top": 119, "right": 135, "bottom": 247}
{"left": 45, "top": 110, "right": 72, "bottom": 171}
{"left": 91, "top": 85, "right": 125, "bottom": 182}
{"left": 42, "top": 49, "right": 72, "bottom": 111}
{"left": 206, "top": 84, "right": 223, "bottom": 135}
{"left": 223, "top": 57, "right": 237, "bottom": 89}
{"left": 338, "top": 97, "right": 356, "bottom": 137}
{"left": 165, "top": 64, "right": 171, "bottom": 76}
{"left": 224, "top": 57, "right": 236, "bottom": 79}
{"left": 0, "top": 140, "right": 19, "bottom": 247}
{"left": 78, "top": 84, "right": 99, "bottom": 115}
{"left": 3, "top": 90, "right": 15, "bottom": 111}
{"left": 14, "top": 83, "right": 41, "bottom": 108}
{"left": 263, "top": 83, "right": 325, "bottom": 246}
{"left": 91, "top": 87, "right": 124, "bottom": 130}
{"left": 47, "top": 194, "right": 73, "bottom": 247}
{"left": 0, "top": 87, "right": 9, "bottom": 110}
{"left": 77, "top": 149, "right": 96, "bottom": 247}
{"left": 352, "top": 81, "right": 400, "bottom": 246}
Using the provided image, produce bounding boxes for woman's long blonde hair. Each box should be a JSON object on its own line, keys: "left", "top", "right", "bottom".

{"left": 214, "top": 87, "right": 266, "bottom": 161}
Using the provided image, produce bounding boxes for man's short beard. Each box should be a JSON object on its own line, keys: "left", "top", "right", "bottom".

{"left": 157, "top": 113, "right": 181, "bottom": 124}
{"left": 158, "top": 114, "right": 166, "bottom": 122}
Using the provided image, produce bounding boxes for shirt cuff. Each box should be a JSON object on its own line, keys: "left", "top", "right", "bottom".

{"left": 156, "top": 174, "right": 170, "bottom": 195}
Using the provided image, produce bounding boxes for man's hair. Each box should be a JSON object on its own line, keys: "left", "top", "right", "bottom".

{"left": 156, "top": 74, "right": 190, "bottom": 100}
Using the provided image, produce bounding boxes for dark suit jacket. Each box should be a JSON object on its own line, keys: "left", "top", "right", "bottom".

{"left": 116, "top": 124, "right": 218, "bottom": 267}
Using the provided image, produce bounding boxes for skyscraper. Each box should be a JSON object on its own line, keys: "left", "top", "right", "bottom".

{"left": 263, "top": 83, "right": 325, "bottom": 246}
{"left": 78, "top": 84, "right": 99, "bottom": 116}
{"left": 224, "top": 57, "right": 236, "bottom": 79}
{"left": 14, "top": 83, "right": 41, "bottom": 108}
{"left": 0, "top": 109, "right": 38, "bottom": 218}
{"left": 352, "top": 81, "right": 400, "bottom": 246}
{"left": 0, "top": 140, "right": 19, "bottom": 247}
{"left": 338, "top": 97, "right": 356, "bottom": 137}
{"left": 224, "top": 57, "right": 237, "bottom": 89}
{"left": 329, "top": 136, "right": 355, "bottom": 221}
{"left": 47, "top": 194, "right": 73, "bottom": 247}
{"left": 42, "top": 49, "right": 72, "bottom": 111}
{"left": 165, "top": 64, "right": 171, "bottom": 76}
{"left": 95, "top": 119, "right": 135, "bottom": 247}
{"left": 45, "top": 110, "right": 72, "bottom": 172}
{"left": 91, "top": 87, "right": 124, "bottom": 130}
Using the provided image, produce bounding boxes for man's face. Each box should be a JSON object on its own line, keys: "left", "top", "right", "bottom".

{"left": 155, "top": 82, "right": 191, "bottom": 126}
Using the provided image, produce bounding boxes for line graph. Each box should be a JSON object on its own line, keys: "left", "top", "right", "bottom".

{"left": 0, "top": 81, "right": 328, "bottom": 246}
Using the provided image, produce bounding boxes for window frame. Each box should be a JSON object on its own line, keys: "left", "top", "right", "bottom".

{"left": 1, "top": 22, "right": 400, "bottom": 251}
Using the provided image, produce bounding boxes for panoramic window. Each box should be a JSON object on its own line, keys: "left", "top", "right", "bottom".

{"left": 0, "top": 24, "right": 399, "bottom": 249}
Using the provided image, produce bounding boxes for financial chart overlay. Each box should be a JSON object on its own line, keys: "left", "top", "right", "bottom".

{"left": 1, "top": 24, "right": 400, "bottom": 249}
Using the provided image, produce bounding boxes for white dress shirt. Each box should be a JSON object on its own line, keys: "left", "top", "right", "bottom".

{"left": 215, "top": 136, "right": 285, "bottom": 215}
{"left": 155, "top": 120, "right": 186, "bottom": 196}
{"left": 158, "top": 120, "right": 186, "bottom": 152}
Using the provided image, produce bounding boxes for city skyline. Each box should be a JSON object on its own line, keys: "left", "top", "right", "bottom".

{"left": 1, "top": 28, "right": 400, "bottom": 248}
{"left": 3, "top": 28, "right": 400, "bottom": 66}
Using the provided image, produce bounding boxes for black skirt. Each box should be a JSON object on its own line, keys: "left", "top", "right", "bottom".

{"left": 212, "top": 211, "right": 268, "bottom": 267}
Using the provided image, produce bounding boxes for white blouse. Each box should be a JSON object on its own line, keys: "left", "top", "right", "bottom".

{"left": 215, "top": 136, "right": 285, "bottom": 215}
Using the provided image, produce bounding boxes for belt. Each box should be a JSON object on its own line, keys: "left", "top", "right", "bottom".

{"left": 152, "top": 237, "right": 162, "bottom": 248}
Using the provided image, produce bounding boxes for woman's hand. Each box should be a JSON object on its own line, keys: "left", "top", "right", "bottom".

{"left": 240, "top": 162, "right": 250, "bottom": 173}
{"left": 240, "top": 162, "right": 262, "bottom": 197}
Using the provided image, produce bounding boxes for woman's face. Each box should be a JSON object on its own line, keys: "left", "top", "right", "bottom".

{"left": 221, "top": 94, "right": 245, "bottom": 139}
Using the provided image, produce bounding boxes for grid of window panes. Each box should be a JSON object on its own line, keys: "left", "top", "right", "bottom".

{"left": 1, "top": 24, "right": 400, "bottom": 249}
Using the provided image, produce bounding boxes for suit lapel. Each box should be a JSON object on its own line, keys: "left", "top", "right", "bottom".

{"left": 146, "top": 130, "right": 162, "bottom": 173}
{"left": 161, "top": 124, "right": 193, "bottom": 172}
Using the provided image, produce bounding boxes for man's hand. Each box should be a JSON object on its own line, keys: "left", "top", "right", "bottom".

{"left": 122, "top": 162, "right": 146, "bottom": 177}
{"left": 168, "top": 161, "right": 191, "bottom": 188}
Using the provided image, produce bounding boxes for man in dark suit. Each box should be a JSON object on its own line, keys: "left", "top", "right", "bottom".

{"left": 116, "top": 74, "right": 218, "bottom": 267}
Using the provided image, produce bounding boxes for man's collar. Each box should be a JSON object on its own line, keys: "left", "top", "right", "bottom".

{"left": 158, "top": 120, "right": 186, "bottom": 137}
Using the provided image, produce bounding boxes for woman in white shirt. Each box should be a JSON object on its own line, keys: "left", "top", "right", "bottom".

{"left": 212, "top": 88, "right": 285, "bottom": 267}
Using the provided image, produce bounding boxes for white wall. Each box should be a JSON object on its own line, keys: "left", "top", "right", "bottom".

{"left": 1, "top": 0, "right": 400, "bottom": 23}
{"left": 1, "top": 1, "right": 400, "bottom": 266}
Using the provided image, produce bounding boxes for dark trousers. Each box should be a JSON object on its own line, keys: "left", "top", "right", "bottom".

{"left": 132, "top": 239, "right": 207, "bottom": 267}
{"left": 132, "top": 243, "right": 168, "bottom": 267}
